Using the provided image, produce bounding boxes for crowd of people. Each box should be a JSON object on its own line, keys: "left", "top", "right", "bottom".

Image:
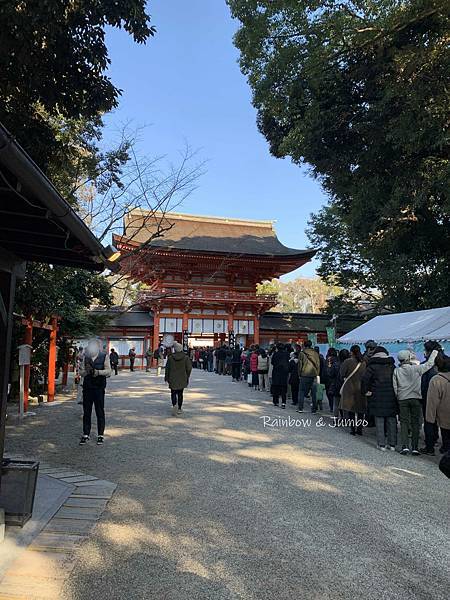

{"left": 187, "top": 339, "right": 449, "bottom": 458}
{"left": 76, "top": 338, "right": 449, "bottom": 473}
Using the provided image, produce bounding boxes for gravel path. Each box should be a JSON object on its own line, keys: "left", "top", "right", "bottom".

{"left": 6, "top": 369, "right": 449, "bottom": 600}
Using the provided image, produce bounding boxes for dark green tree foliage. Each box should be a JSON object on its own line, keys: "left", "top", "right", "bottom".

{"left": 0, "top": 1, "right": 153, "bottom": 173}
{"left": 228, "top": 0, "right": 450, "bottom": 311}
{"left": 15, "top": 264, "right": 113, "bottom": 338}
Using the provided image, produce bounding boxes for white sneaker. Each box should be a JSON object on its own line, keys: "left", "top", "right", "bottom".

{"left": 171, "top": 405, "right": 177, "bottom": 416}
{"left": 389, "top": 446, "right": 396, "bottom": 452}
{"left": 377, "top": 445, "right": 386, "bottom": 452}
{"left": 177, "top": 408, "right": 183, "bottom": 416}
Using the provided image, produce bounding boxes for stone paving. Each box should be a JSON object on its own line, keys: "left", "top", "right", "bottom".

{"left": 0, "top": 462, "right": 116, "bottom": 600}
{"left": 3, "top": 369, "right": 449, "bottom": 600}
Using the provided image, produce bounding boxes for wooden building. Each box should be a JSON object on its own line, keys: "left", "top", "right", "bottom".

{"left": 97, "top": 210, "right": 364, "bottom": 365}
{"left": 114, "top": 210, "right": 316, "bottom": 351}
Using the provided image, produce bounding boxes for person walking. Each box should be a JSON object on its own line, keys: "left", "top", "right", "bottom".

{"left": 271, "top": 343, "right": 289, "bottom": 407}
{"left": 297, "top": 340, "right": 320, "bottom": 413}
{"left": 79, "top": 339, "right": 111, "bottom": 445}
{"left": 361, "top": 347, "right": 397, "bottom": 451}
{"left": 109, "top": 348, "right": 119, "bottom": 376}
{"left": 288, "top": 351, "right": 299, "bottom": 405}
{"left": 426, "top": 354, "right": 450, "bottom": 454}
{"left": 393, "top": 347, "right": 438, "bottom": 455}
{"left": 128, "top": 347, "right": 136, "bottom": 372}
{"left": 339, "top": 345, "right": 367, "bottom": 435}
{"left": 258, "top": 349, "right": 269, "bottom": 391}
{"left": 165, "top": 342, "right": 192, "bottom": 416}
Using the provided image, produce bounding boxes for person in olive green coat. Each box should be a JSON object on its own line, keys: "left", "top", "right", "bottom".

{"left": 165, "top": 342, "right": 192, "bottom": 416}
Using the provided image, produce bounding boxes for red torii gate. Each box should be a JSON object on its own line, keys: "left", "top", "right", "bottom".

{"left": 21, "top": 316, "right": 58, "bottom": 411}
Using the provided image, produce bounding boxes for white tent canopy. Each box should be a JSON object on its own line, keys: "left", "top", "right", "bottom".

{"left": 338, "top": 306, "right": 450, "bottom": 344}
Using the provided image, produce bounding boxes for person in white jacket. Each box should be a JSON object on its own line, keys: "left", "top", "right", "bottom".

{"left": 393, "top": 348, "right": 438, "bottom": 455}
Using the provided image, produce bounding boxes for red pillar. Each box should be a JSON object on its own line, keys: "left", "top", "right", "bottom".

{"left": 152, "top": 311, "right": 160, "bottom": 365}
{"left": 228, "top": 314, "right": 234, "bottom": 343}
{"left": 47, "top": 317, "right": 58, "bottom": 402}
{"left": 182, "top": 312, "right": 189, "bottom": 332}
{"left": 23, "top": 320, "right": 33, "bottom": 412}
{"left": 254, "top": 315, "right": 260, "bottom": 345}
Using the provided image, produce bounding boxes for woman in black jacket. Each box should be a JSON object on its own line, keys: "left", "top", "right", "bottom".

{"left": 323, "top": 348, "right": 339, "bottom": 412}
{"left": 361, "top": 347, "right": 397, "bottom": 451}
{"left": 271, "top": 344, "right": 290, "bottom": 408}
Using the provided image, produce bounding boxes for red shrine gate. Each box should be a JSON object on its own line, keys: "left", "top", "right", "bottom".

{"left": 114, "top": 211, "right": 315, "bottom": 350}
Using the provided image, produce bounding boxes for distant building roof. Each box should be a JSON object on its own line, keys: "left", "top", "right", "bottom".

{"left": 115, "top": 210, "right": 315, "bottom": 259}
{"left": 260, "top": 312, "right": 365, "bottom": 334}
{"left": 91, "top": 307, "right": 154, "bottom": 328}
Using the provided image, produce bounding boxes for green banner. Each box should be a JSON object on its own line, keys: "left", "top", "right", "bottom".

{"left": 326, "top": 327, "right": 336, "bottom": 347}
{"left": 307, "top": 333, "right": 317, "bottom": 346}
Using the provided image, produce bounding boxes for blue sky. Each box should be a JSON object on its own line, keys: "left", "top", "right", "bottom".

{"left": 104, "top": 0, "right": 327, "bottom": 278}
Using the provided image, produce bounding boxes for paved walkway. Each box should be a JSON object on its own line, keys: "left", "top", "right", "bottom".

{"left": 5, "top": 370, "right": 449, "bottom": 600}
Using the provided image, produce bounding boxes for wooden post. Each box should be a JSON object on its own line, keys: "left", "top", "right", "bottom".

{"left": 23, "top": 319, "right": 33, "bottom": 412}
{"left": 0, "top": 266, "right": 18, "bottom": 467}
{"left": 152, "top": 311, "right": 160, "bottom": 365}
{"left": 254, "top": 315, "right": 260, "bottom": 345}
{"left": 47, "top": 316, "right": 58, "bottom": 402}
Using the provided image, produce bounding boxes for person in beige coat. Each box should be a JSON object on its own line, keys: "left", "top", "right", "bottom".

{"left": 426, "top": 354, "right": 450, "bottom": 454}
{"left": 340, "top": 345, "right": 367, "bottom": 435}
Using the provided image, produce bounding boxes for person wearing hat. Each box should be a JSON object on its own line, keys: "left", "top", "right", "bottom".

{"left": 393, "top": 347, "right": 438, "bottom": 455}
{"left": 363, "top": 340, "right": 377, "bottom": 363}
{"left": 165, "top": 342, "right": 192, "bottom": 416}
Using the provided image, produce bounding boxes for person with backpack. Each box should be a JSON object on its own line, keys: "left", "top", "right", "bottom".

{"left": 339, "top": 345, "right": 367, "bottom": 435}
{"left": 165, "top": 342, "right": 192, "bottom": 416}
{"left": 79, "top": 338, "right": 111, "bottom": 446}
{"left": 393, "top": 347, "right": 438, "bottom": 455}
{"left": 426, "top": 354, "right": 450, "bottom": 455}
{"left": 297, "top": 340, "right": 320, "bottom": 413}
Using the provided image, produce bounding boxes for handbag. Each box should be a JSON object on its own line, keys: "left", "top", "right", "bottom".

{"left": 339, "top": 362, "right": 361, "bottom": 396}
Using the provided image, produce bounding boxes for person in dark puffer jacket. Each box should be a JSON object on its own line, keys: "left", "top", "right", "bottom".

{"left": 361, "top": 346, "right": 397, "bottom": 451}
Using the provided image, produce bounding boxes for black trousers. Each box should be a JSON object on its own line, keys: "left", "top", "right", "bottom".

{"left": 272, "top": 384, "right": 287, "bottom": 405}
{"left": 83, "top": 386, "right": 105, "bottom": 436}
{"left": 112, "top": 364, "right": 118, "bottom": 375}
{"left": 232, "top": 363, "right": 241, "bottom": 380}
{"left": 441, "top": 428, "right": 450, "bottom": 452}
{"left": 291, "top": 383, "right": 299, "bottom": 405}
{"left": 171, "top": 389, "right": 184, "bottom": 408}
{"left": 129, "top": 360, "right": 135, "bottom": 372}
